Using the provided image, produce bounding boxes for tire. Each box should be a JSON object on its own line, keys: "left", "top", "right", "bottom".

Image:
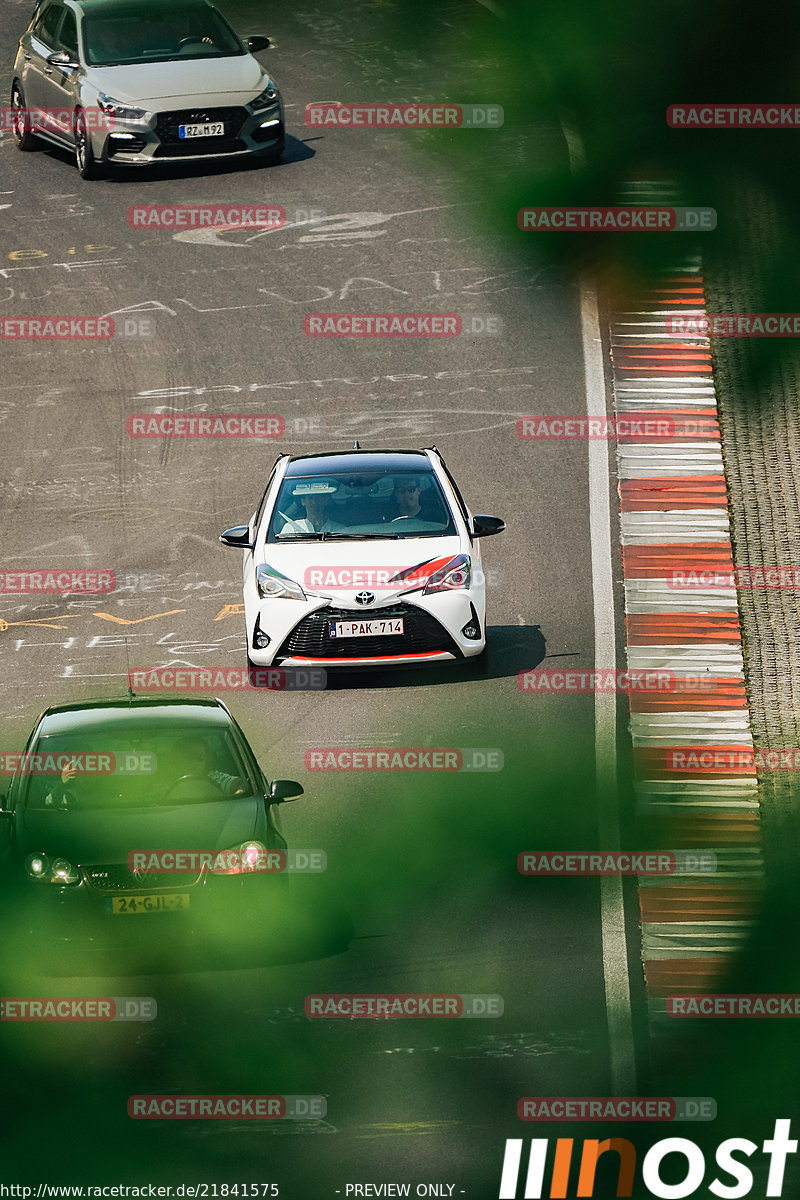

{"left": 74, "top": 110, "right": 105, "bottom": 179}
{"left": 10, "top": 83, "right": 39, "bottom": 151}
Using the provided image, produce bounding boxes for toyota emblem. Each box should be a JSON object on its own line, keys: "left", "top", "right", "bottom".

{"left": 355, "top": 591, "right": 375, "bottom": 605}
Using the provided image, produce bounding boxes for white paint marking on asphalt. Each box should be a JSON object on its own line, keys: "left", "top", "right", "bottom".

{"left": 581, "top": 281, "right": 637, "bottom": 1093}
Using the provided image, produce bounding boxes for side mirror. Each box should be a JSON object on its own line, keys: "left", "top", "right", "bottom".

{"left": 47, "top": 50, "right": 78, "bottom": 69}
{"left": 248, "top": 35, "right": 271, "bottom": 52}
{"left": 471, "top": 514, "right": 505, "bottom": 538}
{"left": 219, "top": 525, "right": 254, "bottom": 550}
{"left": 268, "top": 779, "right": 304, "bottom": 804}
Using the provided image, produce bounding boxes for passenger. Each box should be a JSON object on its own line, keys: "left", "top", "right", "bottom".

{"left": 277, "top": 482, "right": 344, "bottom": 535}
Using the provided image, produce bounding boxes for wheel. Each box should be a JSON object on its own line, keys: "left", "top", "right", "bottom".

{"left": 10, "top": 82, "right": 38, "bottom": 150}
{"left": 162, "top": 774, "right": 224, "bottom": 801}
{"left": 74, "top": 109, "right": 105, "bottom": 179}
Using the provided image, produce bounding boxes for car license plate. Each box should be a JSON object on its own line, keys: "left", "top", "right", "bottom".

{"left": 178, "top": 122, "right": 224, "bottom": 139}
{"left": 106, "top": 894, "right": 190, "bottom": 915}
{"left": 329, "top": 619, "right": 404, "bottom": 638}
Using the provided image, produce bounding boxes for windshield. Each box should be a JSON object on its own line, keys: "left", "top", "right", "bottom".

{"left": 19, "top": 720, "right": 255, "bottom": 809}
{"left": 266, "top": 471, "right": 457, "bottom": 542}
{"left": 82, "top": 5, "right": 245, "bottom": 66}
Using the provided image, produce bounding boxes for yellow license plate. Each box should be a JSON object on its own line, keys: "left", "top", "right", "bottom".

{"left": 108, "top": 893, "right": 190, "bottom": 915}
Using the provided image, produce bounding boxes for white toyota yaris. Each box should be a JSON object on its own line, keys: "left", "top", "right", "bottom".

{"left": 219, "top": 448, "right": 504, "bottom": 671}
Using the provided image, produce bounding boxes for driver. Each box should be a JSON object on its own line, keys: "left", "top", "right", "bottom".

{"left": 43, "top": 748, "right": 101, "bottom": 808}
{"left": 382, "top": 476, "right": 438, "bottom": 522}
{"left": 171, "top": 736, "right": 246, "bottom": 796}
{"left": 277, "top": 482, "right": 344, "bottom": 535}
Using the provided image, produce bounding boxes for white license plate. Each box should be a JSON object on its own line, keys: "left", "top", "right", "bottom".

{"left": 330, "top": 619, "right": 404, "bottom": 638}
{"left": 179, "top": 122, "right": 224, "bottom": 139}
{"left": 106, "top": 893, "right": 190, "bottom": 915}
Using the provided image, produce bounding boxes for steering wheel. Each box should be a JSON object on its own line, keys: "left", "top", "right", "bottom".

{"left": 163, "top": 773, "right": 224, "bottom": 800}
{"left": 176, "top": 36, "right": 210, "bottom": 47}
{"left": 390, "top": 515, "right": 413, "bottom": 522}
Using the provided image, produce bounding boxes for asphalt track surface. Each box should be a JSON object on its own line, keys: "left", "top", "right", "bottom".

{"left": 0, "top": 0, "right": 634, "bottom": 1192}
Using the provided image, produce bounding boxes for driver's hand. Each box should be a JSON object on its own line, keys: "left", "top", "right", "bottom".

{"left": 61, "top": 760, "right": 80, "bottom": 784}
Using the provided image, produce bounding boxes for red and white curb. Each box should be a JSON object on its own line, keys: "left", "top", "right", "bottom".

{"left": 608, "top": 253, "right": 764, "bottom": 1026}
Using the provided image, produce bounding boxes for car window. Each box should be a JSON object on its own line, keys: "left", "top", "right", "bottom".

{"left": 19, "top": 722, "right": 255, "bottom": 809}
{"left": 33, "top": 2, "right": 63, "bottom": 46}
{"left": 59, "top": 9, "right": 78, "bottom": 55}
{"left": 83, "top": 4, "right": 245, "bottom": 66}
{"left": 266, "top": 471, "right": 457, "bottom": 541}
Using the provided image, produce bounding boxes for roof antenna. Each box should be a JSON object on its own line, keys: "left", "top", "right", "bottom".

{"left": 353, "top": 440, "right": 361, "bottom": 449}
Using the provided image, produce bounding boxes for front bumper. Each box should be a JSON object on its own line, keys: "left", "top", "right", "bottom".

{"left": 5, "top": 871, "right": 299, "bottom": 970}
{"left": 246, "top": 593, "right": 485, "bottom": 668}
{"left": 92, "top": 102, "right": 284, "bottom": 164}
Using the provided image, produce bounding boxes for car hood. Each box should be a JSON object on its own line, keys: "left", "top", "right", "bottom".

{"left": 85, "top": 56, "right": 265, "bottom": 106}
{"left": 16, "top": 797, "right": 260, "bottom": 864}
{"left": 259, "top": 536, "right": 465, "bottom": 605}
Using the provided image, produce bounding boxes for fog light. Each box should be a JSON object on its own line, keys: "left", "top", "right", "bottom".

{"left": 253, "top": 618, "right": 271, "bottom": 650}
{"left": 461, "top": 620, "right": 480, "bottom": 640}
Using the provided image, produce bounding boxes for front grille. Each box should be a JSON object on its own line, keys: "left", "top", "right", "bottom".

{"left": 153, "top": 106, "right": 248, "bottom": 155}
{"left": 85, "top": 865, "right": 202, "bottom": 893}
{"left": 277, "top": 605, "right": 457, "bottom": 660}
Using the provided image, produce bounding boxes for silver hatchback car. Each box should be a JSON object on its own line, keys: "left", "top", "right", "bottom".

{"left": 11, "top": 0, "right": 284, "bottom": 178}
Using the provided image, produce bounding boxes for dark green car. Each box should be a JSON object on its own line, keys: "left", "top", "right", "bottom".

{"left": 0, "top": 697, "right": 349, "bottom": 971}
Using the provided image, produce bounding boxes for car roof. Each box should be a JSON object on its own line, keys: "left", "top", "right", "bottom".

{"left": 71, "top": 0, "right": 215, "bottom": 11}
{"left": 284, "top": 450, "right": 435, "bottom": 477}
{"left": 34, "top": 698, "right": 231, "bottom": 736}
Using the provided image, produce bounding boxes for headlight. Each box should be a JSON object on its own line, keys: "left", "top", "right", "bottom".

{"left": 256, "top": 564, "right": 306, "bottom": 601}
{"left": 250, "top": 80, "right": 279, "bottom": 108}
{"left": 422, "top": 554, "right": 471, "bottom": 595}
{"left": 25, "top": 853, "right": 80, "bottom": 884}
{"left": 209, "top": 841, "right": 273, "bottom": 874}
{"left": 98, "top": 93, "right": 146, "bottom": 120}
